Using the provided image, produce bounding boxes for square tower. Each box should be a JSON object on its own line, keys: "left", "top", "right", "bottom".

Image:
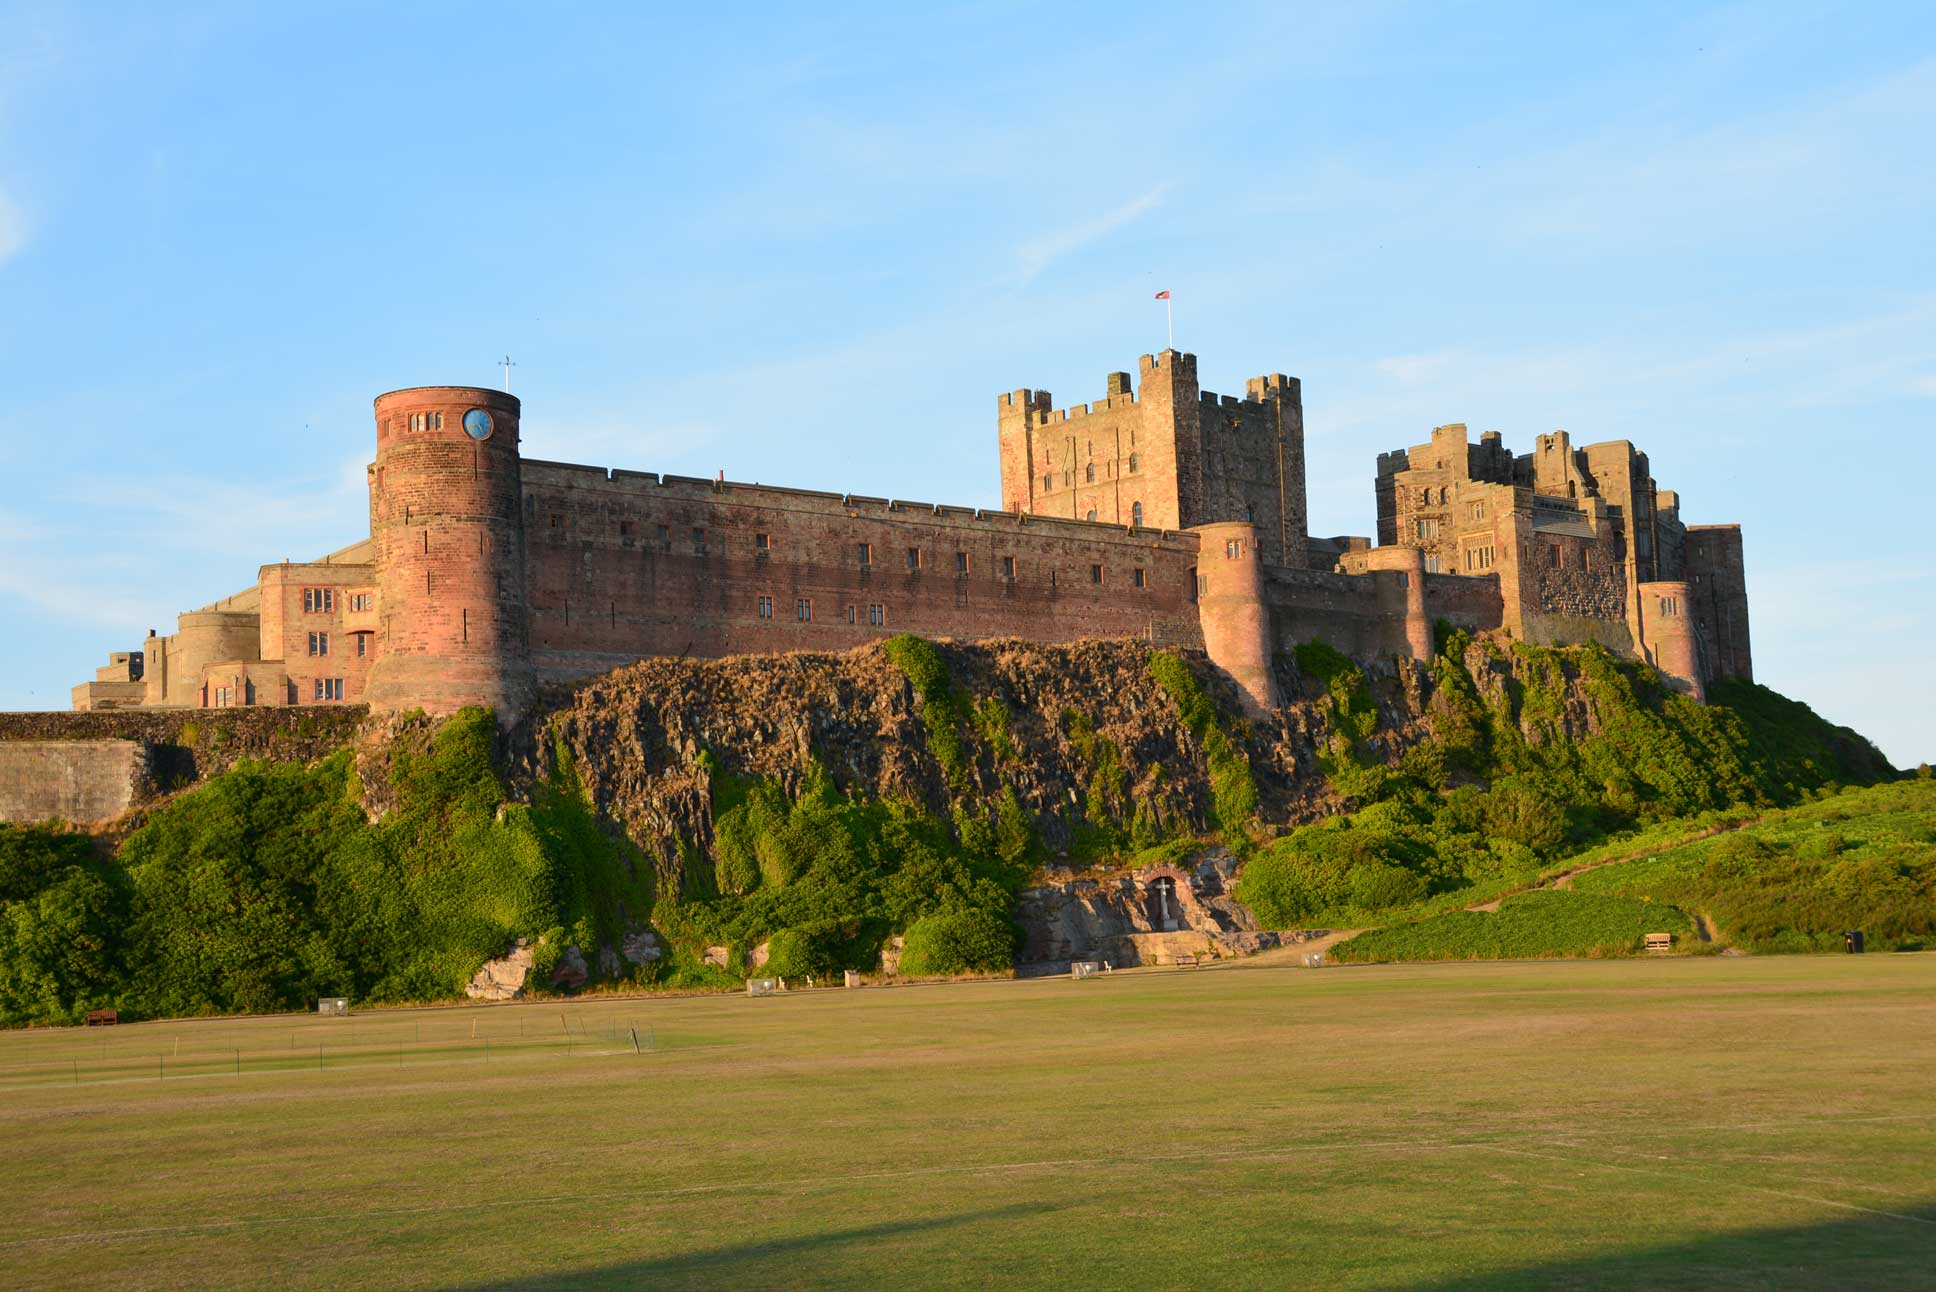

{"left": 996, "top": 351, "right": 1310, "bottom": 566}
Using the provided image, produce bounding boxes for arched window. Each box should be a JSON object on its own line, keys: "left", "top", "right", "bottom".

{"left": 1128, "top": 453, "right": 1139, "bottom": 473}
{"left": 1420, "top": 487, "right": 1431, "bottom": 505}
{"left": 1085, "top": 508, "right": 1097, "bottom": 521}
{"left": 1131, "top": 501, "right": 1143, "bottom": 527}
{"left": 1085, "top": 463, "right": 1095, "bottom": 483}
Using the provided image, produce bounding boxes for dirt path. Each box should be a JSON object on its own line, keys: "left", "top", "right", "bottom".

{"left": 1463, "top": 818, "right": 1757, "bottom": 914}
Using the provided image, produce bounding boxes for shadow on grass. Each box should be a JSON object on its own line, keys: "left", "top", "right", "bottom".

{"left": 434, "top": 1202, "right": 1055, "bottom": 1291}
{"left": 1394, "top": 1202, "right": 1936, "bottom": 1291}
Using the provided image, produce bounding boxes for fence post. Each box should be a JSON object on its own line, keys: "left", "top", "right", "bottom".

{"left": 629, "top": 1027, "right": 640, "bottom": 1055}
{"left": 235, "top": 1049, "right": 240, "bottom": 1076}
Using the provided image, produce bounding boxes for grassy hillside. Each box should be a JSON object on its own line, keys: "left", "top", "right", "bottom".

{"left": 1331, "top": 779, "right": 1935, "bottom": 963}
{"left": 1567, "top": 779, "right": 1936, "bottom": 952}
{"left": 0, "top": 631, "right": 1902, "bottom": 1024}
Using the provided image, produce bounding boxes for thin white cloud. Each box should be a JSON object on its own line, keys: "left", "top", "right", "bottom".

{"left": 1911, "top": 375, "right": 1936, "bottom": 398}
{"left": 1016, "top": 187, "right": 1168, "bottom": 283}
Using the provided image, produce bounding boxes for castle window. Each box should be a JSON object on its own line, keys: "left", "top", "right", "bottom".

{"left": 1131, "top": 501, "right": 1143, "bottom": 527}
{"left": 1659, "top": 595, "right": 1680, "bottom": 616}
{"left": 868, "top": 603, "right": 885, "bottom": 627}
{"left": 1132, "top": 567, "right": 1146, "bottom": 589}
{"left": 846, "top": 605, "right": 857, "bottom": 624}
{"left": 757, "top": 596, "right": 773, "bottom": 620}
{"left": 313, "top": 678, "right": 344, "bottom": 701}
{"left": 1415, "top": 518, "right": 1439, "bottom": 540}
{"left": 906, "top": 546, "right": 922, "bottom": 572}
{"left": 857, "top": 542, "right": 872, "bottom": 567}
{"left": 1001, "top": 556, "right": 1015, "bottom": 580}
{"left": 550, "top": 515, "right": 562, "bottom": 529}
{"left": 1085, "top": 463, "right": 1095, "bottom": 483}
{"left": 1225, "top": 540, "right": 1242, "bottom": 560}
{"left": 1089, "top": 564, "right": 1104, "bottom": 584}
{"left": 1425, "top": 555, "right": 1442, "bottom": 574}
{"left": 1419, "top": 487, "right": 1431, "bottom": 505}
{"left": 1042, "top": 474, "right": 1054, "bottom": 492}
{"left": 214, "top": 686, "right": 232, "bottom": 708}
{"left": 355, "top": 634, "right": 367, "bottom": 658}
{"left": 1086, "top": 509, "right": 1097, "bottom": 522}
{"left": 755, "top": 532, "right": 770, "bottom": 555}
{"left": 955, "top": 551, "right": 969, "bottom": 576}
{"left": 1127, "top": 453, "right": 1139, "bottom": 473}
{"left": 302, "top": 588, "right": 334, "bottom": 613}
{"left": 1469, "top": 502, "right": 1487, "bottom": 522}
{"left": 1582, "top": 550, "right": 1592, "bottom": 572}
{"left": 307, "top": 631, "right": 329, "bottom": 657}
{"left": 657, "top": 524, "right": 671, "bottom": 551}
{"left": 796, "top": 598, "right": 812, "bottom": 622}
{"left": 1550, "top": 545, "right": 1562, "bottom": 569}
{"left": 348, "top": 593, "right": 372, "bottom": 611}
{"left": 692, "top": 527, "right": 707, "bottom": 554}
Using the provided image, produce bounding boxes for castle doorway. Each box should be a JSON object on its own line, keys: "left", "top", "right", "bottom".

{"left": 1147, "top": 876, "right": 1179, "bottom": 932}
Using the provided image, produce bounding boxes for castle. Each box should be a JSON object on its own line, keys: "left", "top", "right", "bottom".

{"left": 68, "top": 351, "right": 1751, "bottom": 721}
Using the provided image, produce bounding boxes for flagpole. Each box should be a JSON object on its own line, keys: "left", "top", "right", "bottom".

{"left": 1167, "top": 295, "right": 1174, "bottom": 351}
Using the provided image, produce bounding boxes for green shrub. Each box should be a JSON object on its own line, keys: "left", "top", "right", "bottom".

{"left": 1796, "top": 831, "right": 1847, "bottom": 862}
{"left": 897, "top": 907, "right": 1014, "bottom": 976}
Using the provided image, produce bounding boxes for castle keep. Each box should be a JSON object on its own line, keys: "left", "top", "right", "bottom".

{"left": 69, "top": 353, "right": 1752, "bottom": 720}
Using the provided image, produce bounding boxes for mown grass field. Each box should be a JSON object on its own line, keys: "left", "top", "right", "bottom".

{"left": 3, "top": 955, "right": 1934, "bottom": 1290}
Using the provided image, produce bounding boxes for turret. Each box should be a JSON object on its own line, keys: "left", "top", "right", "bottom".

{"left": 364, "top": 386, "right": 535, "bottom": 721}
{"left": 1191, "top": 521, "right": 1277, "bottom": 715}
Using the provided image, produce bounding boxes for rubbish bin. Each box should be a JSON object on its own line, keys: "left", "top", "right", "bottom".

{"left": 1844, "top": 930, "right": 1865, "bottom": 954}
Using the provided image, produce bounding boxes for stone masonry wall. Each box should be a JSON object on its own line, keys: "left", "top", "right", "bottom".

{"left": 0, "top": 740, "right": 149, "bottom": 825}
{"left": 0, "top": 706, "right": 369, "bottom": 821}
{"left": 519, "top": 466, "right": 1206, "bottom": 689}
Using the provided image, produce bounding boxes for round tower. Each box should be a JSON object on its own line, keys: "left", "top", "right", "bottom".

{"left": 364, "top": 386, "right": 535, "bottom": 721}
{"left": 1190, "top": 521, "right": 1279, "bottom": 716}
{"left": 1637, "top": 580, "right": 1703, "bottom": 701}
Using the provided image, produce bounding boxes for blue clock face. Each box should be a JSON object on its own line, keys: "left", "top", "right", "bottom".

{"left": 463, "top": 408, "right": 494, "bottom": 441}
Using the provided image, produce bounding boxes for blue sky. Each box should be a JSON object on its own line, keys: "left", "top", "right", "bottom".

{"left": 1, "top": 2, "right": 1931, "bottom": 765}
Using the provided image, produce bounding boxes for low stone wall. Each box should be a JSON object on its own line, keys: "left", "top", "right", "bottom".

{"left": 0, "top": 707, "right": 370, "bottom": 822}
{"left": 0, "top": 740, "right": 150, "bottom": 825}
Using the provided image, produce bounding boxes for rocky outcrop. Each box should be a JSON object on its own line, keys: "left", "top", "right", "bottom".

{"left": 466, "top": 939, "right": 535, "bottom": 1000}
{"left": 1016, "top": 849, "right": 1326, "bottom": 971}
{"left": 549, "top": 945, "right": 589, "bottom": 990}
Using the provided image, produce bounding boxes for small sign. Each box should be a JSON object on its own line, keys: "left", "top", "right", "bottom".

{"left": 317, "top": 997, "right": 349, "bottom": 1016}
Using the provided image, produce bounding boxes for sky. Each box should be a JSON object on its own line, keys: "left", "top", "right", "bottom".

{"left": 1, "top": 2, "right": 1931, "bottom": 765}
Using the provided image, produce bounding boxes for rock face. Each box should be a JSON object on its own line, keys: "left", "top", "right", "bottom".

{"left": 1016, "top": 850, "right": 1327, "bottom": 972}
{"left": 465, "top": 940, "right": 535, "bottom": 1000}
{"left": 549, "top": 945, "right": 590, "bottom": 990}
{"left": 621, "top": 928, "right": 662, "bottom": 964}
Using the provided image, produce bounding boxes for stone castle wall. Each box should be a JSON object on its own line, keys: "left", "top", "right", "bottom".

{"left": 520, "top": 465, "right": 1207, "bottom": 687}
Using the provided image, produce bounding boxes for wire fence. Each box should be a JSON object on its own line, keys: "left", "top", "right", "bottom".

{"left": 0, "top": 1011, "right": 665, "bottom": 1091}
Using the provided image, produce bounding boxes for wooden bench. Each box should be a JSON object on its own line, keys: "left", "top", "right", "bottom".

{"left": 1644, "top": 933, "right": 1673, "bottom": 953}
{"left": 84, "top": 1008, "right": 118, "bottom": 1026}
{"left": 1173, "top": 954, "right": 1202, "bottom": 969}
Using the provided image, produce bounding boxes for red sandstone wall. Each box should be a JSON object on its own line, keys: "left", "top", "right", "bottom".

{"left": 1420, "top": 572, "right": 1505, "bottom": 634}
{"left": 518, "top": 466, "right": 1206, "bottom": 686}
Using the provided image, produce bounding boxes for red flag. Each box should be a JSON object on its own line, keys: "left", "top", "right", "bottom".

{"left": 1154, "top": 290, "right": 1171, "bottom": 299}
